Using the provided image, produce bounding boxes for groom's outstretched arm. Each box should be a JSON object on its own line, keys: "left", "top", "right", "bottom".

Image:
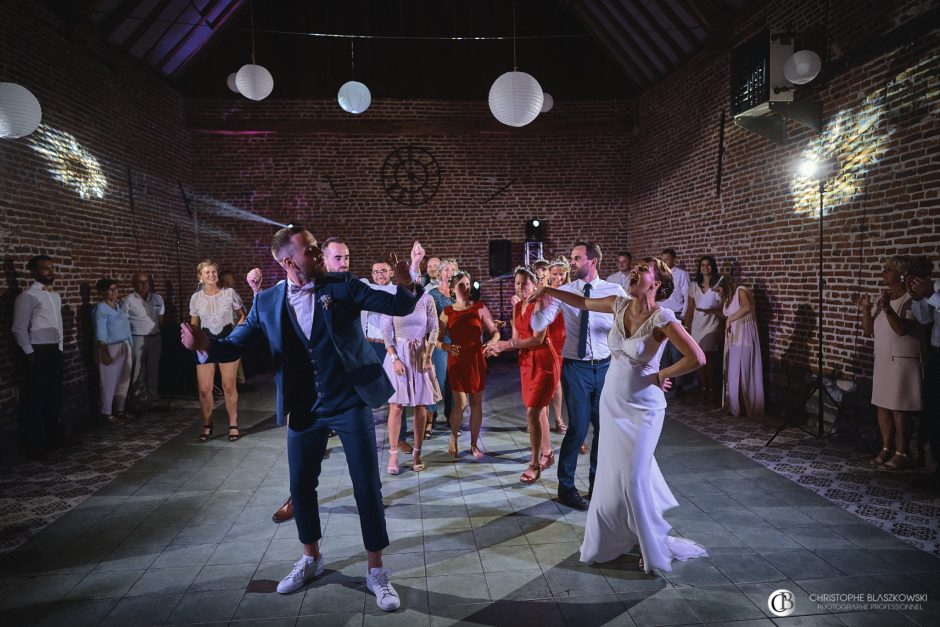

{"left": 347, "top": 273, "right": 423, "bottom": 318}
{"left": 194, "top": 299, "right": 265, "bottom": 363}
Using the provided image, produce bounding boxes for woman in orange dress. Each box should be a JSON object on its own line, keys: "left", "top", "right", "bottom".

{"left": 547, "top": 257, "right": 569, "bottom": 433}
{"left": 437, "top": 272, "right": 501, "bottom": 459}
{"left": 488, "top": 267, "right": 560, "bottom": 482}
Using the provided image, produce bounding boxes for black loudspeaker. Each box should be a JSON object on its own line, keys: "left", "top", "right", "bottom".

{"left": 488, "top": 239, "right": 513, "bottom": 277}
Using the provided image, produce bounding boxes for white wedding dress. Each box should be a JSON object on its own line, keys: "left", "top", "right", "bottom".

{"left": 580, "top": 297, "right": 707, "bottom": 573}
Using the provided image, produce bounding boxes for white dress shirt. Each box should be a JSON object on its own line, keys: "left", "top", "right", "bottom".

{"left": 12, "top": 281, "right": 64, "bottom": 354}
{"left": 606, "top": 271, "right": 630, "bottom": 291}
{"left": 531, "top": 276, "right": 627, "bottom": 360}
{"left": 361, "top": 280, "right": 396, "bottom": 339}
{"left": 911, "top": 278, "right": 940, "bottom": 348}
{"left": 121, "top": 291, "right": 165, "bottom": 336}
{"left": 287, "top": 280, "right": 317, "bottom": 340}
{"left": 660, "top": 266, "right": 690, "bottom": 318}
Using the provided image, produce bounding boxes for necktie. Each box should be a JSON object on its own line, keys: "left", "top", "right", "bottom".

{"left": 577, "top": 283, "right": 592, "bottom": 359}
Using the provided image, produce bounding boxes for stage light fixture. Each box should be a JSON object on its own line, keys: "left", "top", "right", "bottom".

{"left": 525, "top": 218, "right": 545, "bottom": 241}
{"left": 798, "top": 159, "right": 818, "bottom": 177}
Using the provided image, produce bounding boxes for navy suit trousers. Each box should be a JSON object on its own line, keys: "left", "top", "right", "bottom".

{"left": 557, "top": 358, "right": 610, "bottom": 495}
{"left": 287, "top": 405, "right": 389, "bottom": 552}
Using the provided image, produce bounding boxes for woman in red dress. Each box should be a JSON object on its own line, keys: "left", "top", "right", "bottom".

{"left": 436, "top": 272, "right": 501, "bottom": 459}
{"left": 487, "top": 267, "right": 560, "bottom": 482}
{"left": 546, "top": 257, "right": 569, "bottom": 433}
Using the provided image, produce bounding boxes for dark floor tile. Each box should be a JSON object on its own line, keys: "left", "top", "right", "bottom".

{"left": 710, "top": 554, "right": 786, "bottom": 584}
{"left": 675, "top": 584, "right": 766, "bottom": 622}
{"left": 620, "top": 589, "right": 701, "bottom": 626}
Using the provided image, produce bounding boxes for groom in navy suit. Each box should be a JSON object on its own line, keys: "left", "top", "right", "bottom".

{"left": 181, "top": 226, "right": 422, "bottom": 610}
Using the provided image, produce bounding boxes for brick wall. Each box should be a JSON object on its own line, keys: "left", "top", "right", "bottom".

{"left": 623, "top": 0, "right": 940, "bottom": 412}
{"left": 0, "top": 0, "right": 196, "bottom": 430}
{"left": 186, "top": 98, "right": 632, "bottom": 324}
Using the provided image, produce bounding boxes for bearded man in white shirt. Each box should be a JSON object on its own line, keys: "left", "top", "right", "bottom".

{"left": 12, "top": 255, "right": 67, "bottom": 459}
{"left": 659, "top": 248, "right": 691, "bottom": 396}
{"left": 531, "top": 241, "right": 627, "bottom": 510}
{"left": 121, "top": 272, "right": 165, "bottom": 410}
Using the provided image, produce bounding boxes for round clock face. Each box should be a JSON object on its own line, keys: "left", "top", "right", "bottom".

{"left": 380, "top": 145, "right": 441, "bottom": 206}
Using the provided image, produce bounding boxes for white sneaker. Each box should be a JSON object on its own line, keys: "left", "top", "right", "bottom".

{"left": 276, "top": 554, "right": 324, "bottom": 594}
{"left": 366, "top": 567, "right": 400, "bottom": 611}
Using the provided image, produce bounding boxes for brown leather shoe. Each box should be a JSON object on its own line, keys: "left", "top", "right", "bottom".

{"left": 272, "top": 496, "right": 293, "bottom": 523}
{"left": 580, "top": 444, "right": 589, "bottom": 455}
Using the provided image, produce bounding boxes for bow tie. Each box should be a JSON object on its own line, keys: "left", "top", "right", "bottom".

{"left": 288, "top": 281, "right": 315, "bottom": 295}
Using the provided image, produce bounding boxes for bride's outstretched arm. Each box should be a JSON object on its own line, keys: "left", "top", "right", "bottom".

{"left": 657, "top": 322, "right": 706, "bottom": 382}
{"left": 527, "top": 285, "right": 617, "bottom": 313}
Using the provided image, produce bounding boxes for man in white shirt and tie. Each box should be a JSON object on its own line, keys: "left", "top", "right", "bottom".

{"left": 606, "top": 251, "right": 632, "bottom": 291}
{"left": 12, "top": 255, "right": 66, "bottom": 459}
{"left": 659, "top": 248, "right": 691, "bottom": 396}
{"left": 532, "top": 241, "right": 627, "bottom": 510}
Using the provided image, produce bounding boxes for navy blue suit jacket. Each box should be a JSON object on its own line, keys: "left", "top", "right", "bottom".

{"left": 204, "top": 273, "right": 423, "bottom": 426}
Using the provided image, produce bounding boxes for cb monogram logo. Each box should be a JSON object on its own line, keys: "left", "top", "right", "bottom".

{"left": 768, "top": 589, "right": 796, "bottom": 617}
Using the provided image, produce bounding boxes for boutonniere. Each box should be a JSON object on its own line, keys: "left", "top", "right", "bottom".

{"left": 318, "top": 294, "right": 333, "bottom": 310}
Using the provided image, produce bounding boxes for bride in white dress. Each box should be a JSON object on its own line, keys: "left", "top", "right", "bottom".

{"left": 530, "top": 257, "right": 707, "bottom": 573}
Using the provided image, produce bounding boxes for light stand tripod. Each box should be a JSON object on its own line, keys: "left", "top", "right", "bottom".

{"left": 165, "top": 223, "right": 190, "bottom": 411}
{"left": 766, "top": 177, "right": 840, "bottom": 446}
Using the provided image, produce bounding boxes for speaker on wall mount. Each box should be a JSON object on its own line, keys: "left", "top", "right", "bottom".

{"left": 488, "top": 239, "right": 513, "bottom": 277}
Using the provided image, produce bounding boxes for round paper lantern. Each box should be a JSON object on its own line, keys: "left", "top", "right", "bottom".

{"left": 0, "top": 82, "right": 42, "bottom": 139}
{"left": 337, "top": 81, "right": 372, "bottom": 114}
{"left": 235, "top": 64, "right": 274, "bottom": 101}
{"left": 488, "top": 71, "right": 543, "bottom": 127}
{"left": 226, "top": 72, "right": 239, "bottom": 93}
{"left": 540, "top": 92, "right": 554, "bottom": 113}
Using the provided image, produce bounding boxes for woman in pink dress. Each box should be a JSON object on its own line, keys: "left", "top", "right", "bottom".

{"left": 381, "top": 292, "right": 442, "bottom": 474}
{"left": 717, "top": 274, "right": 764, "bottom": 417}
{"left": 857, "top": 255, "right": 923, "bottom": 470}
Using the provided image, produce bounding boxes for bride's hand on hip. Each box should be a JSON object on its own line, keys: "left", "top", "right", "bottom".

{"left": 656, "top": 371, "right": 672, "bottom": 391}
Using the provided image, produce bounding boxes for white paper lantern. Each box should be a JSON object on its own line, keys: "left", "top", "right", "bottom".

{"left": 235, "top": 64, "right": 274, "bottom": 101}
{"left": 540, "top": 92, "right": 554, "bottom": 113}
{"left": 226, "top": 72, "right": 239, "bottom": 93}
{"left": 0, "top": 82, "right": 42, "bottom": 139}
{"left": 488, "top": 71, "right": 543, "bottom": 127}
{"left": 337, "top": 81, "right": 372, "bottom": 114}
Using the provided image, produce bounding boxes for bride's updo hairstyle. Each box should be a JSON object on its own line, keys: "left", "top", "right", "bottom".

{"left": 643, "top": 257, "right": 674, "bottom": 302}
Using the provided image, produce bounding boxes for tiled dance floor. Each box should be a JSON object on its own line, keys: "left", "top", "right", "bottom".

{"left": 0, "top": 363, "right": 938, "bottom": 626}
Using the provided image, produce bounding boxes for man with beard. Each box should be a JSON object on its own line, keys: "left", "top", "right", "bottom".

{"left": 531, "top": 242, "right": 626, "bottom": 510}
{"left": 183, "top": 226, "right": 423, "bottom": 610}
{"left": 12, "top": 255, "right": 67, "bottom": 460}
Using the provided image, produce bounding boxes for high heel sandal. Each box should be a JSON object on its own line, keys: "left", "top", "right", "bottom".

{"left": 555, "top": 419, "right": 568, "bottom": 434}
{"left": 520, "top": 463, "right": 541, "bottom": 484}
{"left": 425, "top": 413, "right": 436, "bottom": 439}
{"left": 228, "top": 425, "right": 240, "bottom": 442}
{"left": 448, "top": 434, "right": 458, "bottom": 458}
{"left": 883, "top": 452, "right": 910, "bottom": 470}
{"left": 198, "top": 423, "right": 213, "bottom": 442}
{"left": 638, "top": 557, "right": 645, "bottom": 572}
{"left": 539, "top": 450, "right": 555, "bottom": 470}
{"left": 868, "top": 447, "right": 892, "bottom": 466}
{"left": 412, "top": 448, "right": 425, "bottom": 472}
{"left": 387, "top": 449, "right": 400, "bottom": 475}
{"left": 470, "top": 444, "right": 485, "bottom": 460}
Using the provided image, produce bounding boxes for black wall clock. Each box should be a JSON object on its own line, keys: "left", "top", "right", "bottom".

{"left": 380, "top": 145, "right": 441, "bottom": 206}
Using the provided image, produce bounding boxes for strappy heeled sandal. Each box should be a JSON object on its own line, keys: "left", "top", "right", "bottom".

{"left": 198, "top": 423, "right": 213, "bottom": 442}
{"left": 412, "top": 448, "right": 425, "bottom": 472}
{"left": 868, "top": 447, "right": 892, "bottom": 466}
{"left": 520, "top": 463, "right": 541, "bottom": 484}
{"left": 539, "top": 450, "right": 555, "bottom": 470}
{"left": 228, "top": 425, "right": 240, "bottom": 442}
{"left": 387, "top": 449, "right": 400, "bottom": 475}
{"left": 883, "top": 452, "right": 910, "bottom": 470}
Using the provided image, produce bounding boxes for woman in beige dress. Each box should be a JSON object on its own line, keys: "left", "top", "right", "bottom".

{"left": 857, "top": 255, "right": 923, "bottom": 470}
